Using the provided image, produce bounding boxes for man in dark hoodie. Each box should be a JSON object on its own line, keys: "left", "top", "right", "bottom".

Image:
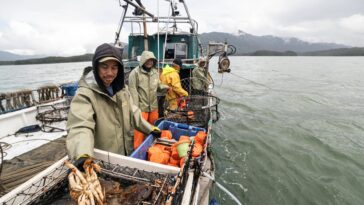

{"left": 66, "top": 43, "right": 160, "bottom": 161}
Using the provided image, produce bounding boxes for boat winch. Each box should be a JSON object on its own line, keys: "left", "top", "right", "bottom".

{"left": 207, "top": 41, "right": 236, "bottom": 73}
{"left": 218, "top": 55, "right": 231, "bottom": 73}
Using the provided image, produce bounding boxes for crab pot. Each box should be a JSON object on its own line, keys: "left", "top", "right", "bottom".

{"left": 3, "top": 159, "right": 177, "bottom": 205}
{"left": 163, "top": 95, "right": 220, "bottom": 128}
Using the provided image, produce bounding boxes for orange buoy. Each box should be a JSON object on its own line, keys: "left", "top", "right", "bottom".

{"left": 169, "top": 156, "right": 180, "bottom": 166}
{"left": 195, "top": 131, "right": 207, "bottom": 145}
{"left": 161, "top": 130, "right": 173, "bottom": 139}
{"left": 187, "top": 111, "right": 195, "bottom": 120}
{"left": 148, "top": 146, "right": 162, "bottom": 160}
{"left": 148, "top": 146, "right": 170, "bottom": 164}
{"left": 149, "top": 152, "right": 164, "bottom": 164}
{"left": 171, "top": 145, "right": 179, "bottom": 159}
{"left": 161, "top": 150, "right": 171, "bottom": 164}
{"left": 192, "top": 143, "right": 203, "bottom": 157}
{"left": 178, "top": 135, "right": 190, "bottom": 142}
{"left": 154, "top": 144, "right": 171, "bottom": 152}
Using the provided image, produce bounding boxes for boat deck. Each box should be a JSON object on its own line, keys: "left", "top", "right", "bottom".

{"left": 0, "top": 137, "right": 67, "bottom": 197}
{"left": 0, "top": 122, "right": 66, "bottom": 160}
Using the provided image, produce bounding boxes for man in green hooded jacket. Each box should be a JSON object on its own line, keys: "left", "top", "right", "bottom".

{"left": 128, "top": 51, "right": 169, "bottom": 149}
{"left": 192, "top": 57, "right": 211, "bottom": 95}
{"left": 66, "top": 43, "right": 160, "bottom": 161}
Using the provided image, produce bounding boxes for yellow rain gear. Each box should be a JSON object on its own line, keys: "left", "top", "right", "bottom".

{"left": 160, "top": 65, "right": 188, "bottom": 110}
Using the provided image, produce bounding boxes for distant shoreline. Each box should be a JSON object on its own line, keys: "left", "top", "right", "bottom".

{"left": 1, "top": 47, "right": 364, "bottom": 66}
{"left": 238, "top": 47, "right": 364, "bottom": 56}
{"left": 0, "top": 54, "right": 93, "bottom": 66}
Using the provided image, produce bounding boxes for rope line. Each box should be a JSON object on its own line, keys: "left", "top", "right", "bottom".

{"left": 229, "top": 72, "right": 272, "bottom": 90}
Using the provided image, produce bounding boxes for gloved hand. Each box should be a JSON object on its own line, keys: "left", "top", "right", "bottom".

{"left": 150, "top": 126, "right": 161, "bottom": 138}
{"left": 178, "top": 98, "right": 187, "bottom": 110}
{"left": 73, "top": 154, "right": 91, "bottom": 172}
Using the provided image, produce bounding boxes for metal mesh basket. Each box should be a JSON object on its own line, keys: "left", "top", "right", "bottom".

{"left": 2, "top": 160, "right": 69, "bottom": 205}
{"left": 36, "top": 101, "right": 70, "bottom": 123}
{"left": 3, "top": 159, "right": 177, "bottom": 205}
{"left": 35, "top": 102, "right": 69, "bottom": 132}
{"left": 180, "top": 77, "right": 213, "bottom": 95}
{"left": 163, "top": 95, "right": 220, "bottom": 127}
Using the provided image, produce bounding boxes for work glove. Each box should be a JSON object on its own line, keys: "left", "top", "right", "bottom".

{"left": 150, "top": 126, "right": 161, "bottom": 138}
{"left": 73, "top": 154, "right": 91, "bottom": 172}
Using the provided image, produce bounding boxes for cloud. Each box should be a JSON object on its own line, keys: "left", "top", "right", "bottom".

{"left": 0, "top": 20, "right": 103, "bottom": 56}
{"left": 339, "top": 14, "right": 364, "bottom": 33}
{"left": 0, "top": 0, "right": 364, "bottom": 56}
{"left": 0, "top": 0, "right": 122, "bottom": 56}
{"left": 269, "top": 15, "right": 364, "bottom": 46}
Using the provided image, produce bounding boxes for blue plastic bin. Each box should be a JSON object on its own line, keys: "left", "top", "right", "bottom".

{"left": 62, "top": 82, "right": 78, "bottom": 97}
{"left": 130, "top": 120, "right": 205, "bottom": 160}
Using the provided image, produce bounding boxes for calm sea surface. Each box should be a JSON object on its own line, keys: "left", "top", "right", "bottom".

{"left": 1, "top": 57, "right": 364, "bottom": 205}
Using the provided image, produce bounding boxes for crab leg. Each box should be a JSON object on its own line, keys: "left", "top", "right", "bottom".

{"left": 68, "top": 172, "right": 83, "bottom": 191}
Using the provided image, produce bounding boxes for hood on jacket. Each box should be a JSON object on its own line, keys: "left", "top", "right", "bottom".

{"left": 139, "top": 51, "right": 157, "bottom": 67}
{"left": 198, "top": 57, "right": 207, "bottom": 67}
{"left": 162, "top": 64, "right": 178, "bottom": 75}
{"left": 92, "top": 43, "right": 124, "bottom": 95}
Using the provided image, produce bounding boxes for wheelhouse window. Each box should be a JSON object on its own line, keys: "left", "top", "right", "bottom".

{"left": 175, "top": 43, "right": 187, "bottom": 59}
{"left": 164, "top": 43, "right": 187, "bottom": 59}
{"left": 131, "top": 46, "right": 140, "bottom": 60}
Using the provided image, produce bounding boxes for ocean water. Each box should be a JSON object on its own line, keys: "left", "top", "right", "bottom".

{"left": 210, "top": 57, "right": 364, "bottom": 205}
{"left": 1, "top": 57, "right": 364, "bottom": 205}
{"left": 0, "top": 62, "right": 90, "bottom": 92}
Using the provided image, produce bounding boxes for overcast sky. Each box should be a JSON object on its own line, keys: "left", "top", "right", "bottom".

{"left": 0, "top": 0, "right": 363, "bottom": 56}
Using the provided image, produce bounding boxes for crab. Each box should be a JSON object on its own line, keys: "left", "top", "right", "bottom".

{"left": 64, "top": 159, "right": 105, "bottom": 205}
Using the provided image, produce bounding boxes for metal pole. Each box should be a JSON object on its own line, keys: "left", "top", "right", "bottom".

{"left": 114, "top": 3, "right": 129, "bottom": 45}
{"left": 123, "top": 0, "right": 155, "bottom": 19}
{"left": 180, "top": 0, "right": 195, "bottom": 32}
{"left": 143, "top": 13, "right": 148, "bottom": 51}
{"left": 162, "top": 3, "right": 172, "bottom": 68}
{"left": 157, "top": 0, "right": 160, "bottom": 70}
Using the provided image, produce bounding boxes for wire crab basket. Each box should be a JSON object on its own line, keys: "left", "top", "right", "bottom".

{"left": 2, "top": 159, "right": 177, "bottom": 205}
{"left": 36, "top": 101, "right": 69, "bottom": 123}
{"left": 163, "top": 94, "right": 220, "bottom": 128}
{"left": 35, "top": 102, "right": 69, "bottom": 133}
{"left": 180, "top": 77, "right": 214, "bottom": 96}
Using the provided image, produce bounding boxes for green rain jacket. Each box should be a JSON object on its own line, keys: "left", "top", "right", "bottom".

{"left": 128, "top": 51, "right": 169, "bottom": 112}
{"left": 192, "top": 65, "right": 210, "bottom": 91}
{"left": 66, "top": 43, "right": 153, "bottom": 159}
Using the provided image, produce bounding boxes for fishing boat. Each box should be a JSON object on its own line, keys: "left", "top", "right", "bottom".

{"left": 0, "top": 0, "right": 238, "bottom": 204}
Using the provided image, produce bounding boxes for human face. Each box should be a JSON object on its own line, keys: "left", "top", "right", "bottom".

{"left": 172, "top": 63, "right": 180, "bottom": 71}
{"left": 98, "top": 60, "right": 119, "bottom": 87}
{"left": 144, "top": 59, "right": 154, "bottom": 69}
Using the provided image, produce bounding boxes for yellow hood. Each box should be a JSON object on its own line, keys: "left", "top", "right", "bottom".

{"left": 162, "top": 65, "right": 178, "bottom": 75}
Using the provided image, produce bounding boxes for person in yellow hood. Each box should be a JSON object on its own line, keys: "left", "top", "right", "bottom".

{"left": 128, "top": 51, "right": 169, "bottom": 149}
{"left": 160, "top": 58, "right": 188, "bottom": 110}
{"left": 66, "top": 43, "right": 161, "bottom": 166}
